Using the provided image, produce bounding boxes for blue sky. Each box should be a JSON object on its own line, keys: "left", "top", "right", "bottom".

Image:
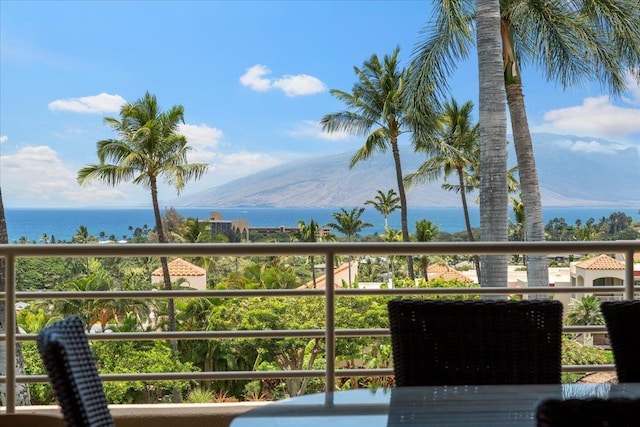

{"left": 1, "top": 1, "right": 639, "bottom": 208}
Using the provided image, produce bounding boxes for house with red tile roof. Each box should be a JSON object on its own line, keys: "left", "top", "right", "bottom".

{"left": 570, "top": 254, "right": 629, "bottom": 302}
{"left": 297, "top": 261, "right": 356, "bottom": 289}
{"left": 151, "top": 258, "right": 207, "bottom": 291}
{"left": 426, "top": 263, "right": 473, "bottom": 283}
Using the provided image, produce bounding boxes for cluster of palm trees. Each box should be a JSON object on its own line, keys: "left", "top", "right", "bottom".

{"left": 321, "top": 1, "right": 640, "bottom": 287}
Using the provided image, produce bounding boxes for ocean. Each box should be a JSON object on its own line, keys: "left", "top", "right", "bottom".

{"left": 4, "top": 206, "right": 639, "bottom": 243}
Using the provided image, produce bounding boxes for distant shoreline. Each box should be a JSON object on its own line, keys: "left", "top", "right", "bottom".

{"left": 5, "top": 206, "right": 638, "bottom": 244}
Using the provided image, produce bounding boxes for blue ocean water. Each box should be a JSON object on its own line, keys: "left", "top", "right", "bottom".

{"left": 4, "top": 206, "right": 639, "bottom": 243}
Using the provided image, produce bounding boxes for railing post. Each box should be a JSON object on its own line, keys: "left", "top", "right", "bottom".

{"left": 324, "top": 249, "right": 335, "bottom": 406}
{"left": 624, "top": 249, "right": 635, "bottom": 301}
{"left": 3, "top": 254, "right": 16, "bottom": 413}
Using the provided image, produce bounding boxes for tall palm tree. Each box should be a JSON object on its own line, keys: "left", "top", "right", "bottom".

{"left": 321, "top": 47, "right": 416, "bottom": 280}
{"left": 411, "top": 0, "right": 509, "bottom": 287}
{"left": 477, "top": 0, "right": 510, "bottom": 288}
{"left": 414, "top": 219, "right": 439, "bottom": 280}
{"left": 77, "top": 91, "right": 208, "bottom": 331}
{"left": 0, "top": 187, "right": 31, "bottom": 406}
{"left": 411, "top": 0, "right": 640, "bottom": 288}
{"left": 406, "top": 98, "right": 482, "bottom": 281}
{"left": 364, "top": 189, "right": 400, "bottom": 228}
{"left": 327, "top": 207, "right": 373, "bottom": 285}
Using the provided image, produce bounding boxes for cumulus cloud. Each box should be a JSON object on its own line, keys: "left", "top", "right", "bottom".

{"left": 272, "top": 74, "right": 327, "bottom": 96}
{"left": 239, "top": 65, "right": 272, "bottom": 92}
{"left": 0, "top": 135, "right": 7, "bottom": 144}
{"left": 288, "top": 120, "right": 353, "bottom": 141}
{"left": 177, "top": 123, "right": 223, "bottom": 163}
{"left": 535, "top": 96, "right": 640, "bottom": 139}
{"left": 48, "top": 92, "right": 127, "bottom": 114}
{"left": 240, "top": 64, "right": 327, "bottom": 96}
{"left": 0, "top": 145, "right": 142, "bottom": 206}
{"left": 555, "top": 138, "right": 633, "bottom": 155}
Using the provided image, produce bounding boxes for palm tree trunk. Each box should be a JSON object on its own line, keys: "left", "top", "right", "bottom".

{"left": 477, "top": 0, "right": 508, "bottom": 289}
{"left": 150, "top": 179, "right": 180, "bottom": 403}
{"left": 150, "top": 180, "right": 175, "bottom": 332}
{"left": 457, "top": 167, "right": 482, "bottom": 282}
{"left": 310, "top": 256, "right": 317, "bottom": 288}
{"left": 0, "top": 188, "right": 31, "bottom": 406}
{"left": 506, "top": 83, "right": 549, "bottom": 290}
{"left": 391, "top": 140, "right": 415, "bottom": 280}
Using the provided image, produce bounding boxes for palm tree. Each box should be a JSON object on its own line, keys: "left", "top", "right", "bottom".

{"left": 414, "top": 219, "right": 439, "bottom": 280}
{"left": 72, "top": 225, "right": 96, "bottom": 243}
{"left": 411, "top": 0, "right": 640, "bottom": 288}
{"left": 364, "top": 189, "right": 400, "bottom": 229}
{"left": 321, "top": 47, "right": 416, "bottom": 280}
{"left": 477, "top": 0, "right": 510, "bottom": 288}
{"left": 0, "top": 187, "right": 32, "bottom": 406}
{"left": 406, "top": 98, "right": 482, "bottom": 281}
{"left": 327, "top": 207, "right": 373, "bottom": 285}
{"left": 293, "top": 219, "right": 321, "bottom": 288}
{"left": 77, "top": 91, "right": 208, "bottom": 332}
{"left": 566, "top": 295, "right": 604, "bottom": 345}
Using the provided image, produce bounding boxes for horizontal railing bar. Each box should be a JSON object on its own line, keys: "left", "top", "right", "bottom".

{"left": 2, "top": 286, "right": 636, "bottom": 301}
{"left": 4, "top": 364, "right": 616, "bottom": 385}
{"left": 2, "top": 326, "right": 608, "bottom": 344}
{"left": 1, "top": 241, "right": 638, "bottom": 258}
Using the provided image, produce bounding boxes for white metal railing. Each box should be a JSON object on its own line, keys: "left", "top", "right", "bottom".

{"left": 1, "top": 240, "right": 639, "bottom": 413}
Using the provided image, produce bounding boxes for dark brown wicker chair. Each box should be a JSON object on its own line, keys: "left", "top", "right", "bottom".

{"left": 601, "top": 300, "right": 640, "bottom": 383}
{"left": 387, "top": 299, "right": 563, "bottom": 386}
{"left": 536, "top": 397, "right": 640, "bottom": 427}
{"left": 37, "top": 316, "right": 115, "bottom": 427}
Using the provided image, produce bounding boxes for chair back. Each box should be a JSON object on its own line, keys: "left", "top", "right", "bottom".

{"left": 601, "top": 300, "right": 640, "bottom": 382}
{"left": 536, "top": 398, "right": 640, "bottom": 427}
{"left": 388, "top": 299, "right": 563, "bottom": 386}
{"left": 37, "top": 316, "right": 115, "bottom": 427}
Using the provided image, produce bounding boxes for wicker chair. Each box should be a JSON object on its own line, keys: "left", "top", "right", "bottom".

{"left": 37, "top": 316, "right": 115, "bottom": 427}
{"left": 601, "top": 300, "right": 640, "bottom": 383}
{"left": 387, "top": 299, "right": 563, "bottom": 386}
{"left": 536, "top": 397, "right": 640, "bottom": 427}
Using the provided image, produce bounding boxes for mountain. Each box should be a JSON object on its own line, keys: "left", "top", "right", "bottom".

{"left": 172, "top": 133, "right": 640, "bottom": 208}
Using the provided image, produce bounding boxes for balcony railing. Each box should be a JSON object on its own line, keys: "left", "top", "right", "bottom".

{"left": 1, "top": 240, "right": 639, "bottom": 413}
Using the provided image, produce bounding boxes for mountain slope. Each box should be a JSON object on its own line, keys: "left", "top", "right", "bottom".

{"left": 173, "top": 133, "right": 639, "bottom": 208}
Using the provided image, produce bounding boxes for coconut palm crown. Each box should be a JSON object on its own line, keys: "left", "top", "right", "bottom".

{"left": 77, "top": 92, "right": 208, "bottom": 331}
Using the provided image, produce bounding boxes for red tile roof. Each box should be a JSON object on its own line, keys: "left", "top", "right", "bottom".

{"left": 151, "top": 258, "right": 206, "bottom": 277}
{"left": 575, "top": 254, "right": 625, "bottom": 270}
{"left": 426, "top": 263, "right": 473, "bottom": 283}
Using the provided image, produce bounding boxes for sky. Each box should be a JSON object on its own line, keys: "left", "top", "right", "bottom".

{"left": 1, "top": 0, "right": 639, "bottom": 208}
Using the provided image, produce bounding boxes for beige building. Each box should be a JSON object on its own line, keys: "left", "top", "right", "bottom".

{"left": 151, "top": 258, "right": 207, "bottom": 291}
{"left": 570, "top": 254, "right": 627, "bottom": 302}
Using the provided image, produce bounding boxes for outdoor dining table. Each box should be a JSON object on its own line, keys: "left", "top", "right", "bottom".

{"left": 230, "top": 383, "right": 640, "bottom": 426}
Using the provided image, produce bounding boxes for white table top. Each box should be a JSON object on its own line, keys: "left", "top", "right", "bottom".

{"left": 231, "top": 383, "right": 640, "bottom": 426}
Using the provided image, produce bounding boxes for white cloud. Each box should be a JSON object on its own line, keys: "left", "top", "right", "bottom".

{"left": 288, "top": 120, "right": 353, "bottom": 141}
{"left": 272, "top": 74, "right": 327, "bottom": 97}
{"left": 535, "top": 96, "right": 640, "bottom": 139}
{"left": 210, "top": 151, "right": 284, "bottom": 181}
{"left": 240, "top": 64, "right": 327, "bottom": 96}
{"left": 239, "top": 65, "right": 272, "bottom": 92}
{"left": 178, "top": 123, "right": 223, "bottom": 163}
{"left": 555, "top": 138, "right": 632, "bottom": 155}
{"left": 48, "top": 92, "right": 127, "bottom": 114}
{"left": 0, "top": 145, "right": 144, "bottom": 207}
{"left": 0, "top": 135, "right": 7, "bottom": 144}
